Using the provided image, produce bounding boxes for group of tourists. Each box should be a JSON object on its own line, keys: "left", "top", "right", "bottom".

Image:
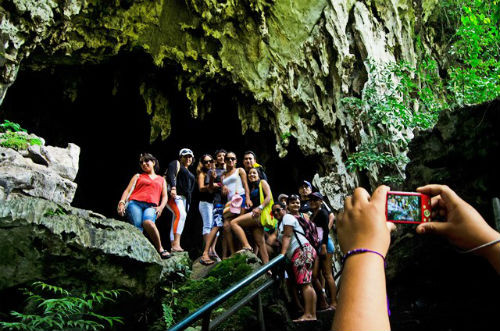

{"left": 116, "top": 148, "right": 500, "bottom": 328}
{"left": 117, "top": 148, "right": 338, "bottom": 321}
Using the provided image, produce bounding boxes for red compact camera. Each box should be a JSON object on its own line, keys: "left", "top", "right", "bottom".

{"left": 386, "top": 191, "right": 431, "bottom": 224}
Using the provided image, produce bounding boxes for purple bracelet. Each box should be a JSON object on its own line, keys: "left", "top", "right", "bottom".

{"left": 341, "top": 248, "right": 390, "bottom": 316}
{"left": 341, "top": 248, "right": 386, "bottom": 267}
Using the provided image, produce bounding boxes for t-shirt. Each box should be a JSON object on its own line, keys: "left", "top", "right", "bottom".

{"left": 278, "top": 214, "right": 309, "bottom": 259}
{"left": 311, "top": 208, "right": 329, "bottom": 246}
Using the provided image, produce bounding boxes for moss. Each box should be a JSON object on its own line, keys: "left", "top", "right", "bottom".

{"left": 0, "top": 132, "right": 42, "bottom": 150}
{"left": 139, "top": 82, "right": 171, "bottom": 143}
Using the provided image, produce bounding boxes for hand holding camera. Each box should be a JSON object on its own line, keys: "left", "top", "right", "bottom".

{"left": 338, "top": 185, "right": 391, "bottom": 255}
{"left": 415, "top": 185, "right": 500, "bottom": 253}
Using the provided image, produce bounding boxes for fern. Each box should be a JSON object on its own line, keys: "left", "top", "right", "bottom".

{"left": 0, "top": 282, "right": 125, "bottom": 331}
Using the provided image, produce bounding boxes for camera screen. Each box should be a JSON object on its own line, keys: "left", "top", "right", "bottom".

{"left": 387, "top": 194, "right": 421, "bottom": 222}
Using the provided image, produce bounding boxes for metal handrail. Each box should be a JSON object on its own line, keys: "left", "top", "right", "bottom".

{"left": 169, "top": 254, "right": 285, "bottom": 331}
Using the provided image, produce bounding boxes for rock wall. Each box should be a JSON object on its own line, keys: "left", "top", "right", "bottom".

{"left": 0, "top": 193, "right": 190, "bottom": 319}
{"left": 0, "top": 139, "right": 80, "bottom": 205}
{"left": 384, "top": 98, "right": 500, "bottom": 330}
{"left": 0, "top": 0, "right": 446, "bottom": 208}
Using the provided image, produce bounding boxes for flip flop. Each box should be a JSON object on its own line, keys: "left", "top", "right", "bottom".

{"left": 209, "top": 252, "right": 220, "bottom": 261}
{"left": 200, "top": 258, "right": 215, "bottom": 266}
{"left": 236, "top": 247, "right": 253, "bottom": 254}
{"left": 159, "top": 250, "right": 171, "bottom": 259}
{"left": 171, "top": 248, "right": 184, "bottom": 252}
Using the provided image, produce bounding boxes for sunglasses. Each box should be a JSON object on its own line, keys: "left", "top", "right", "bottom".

{"left": 225, "top": 157, "right": 236, "bottom": 161}
{"left": 272, "top": 208, "right": 283, "bottom": 214}
{"left": 202, "top": 159, "right": 213, "bottom": 164}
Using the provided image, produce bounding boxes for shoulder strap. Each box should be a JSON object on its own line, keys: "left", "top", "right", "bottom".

{"left": 126, "top": 174, "right": 140, "bottom": 201}
{"left": 292, "top": 229, "right": 305, "bottom": 250}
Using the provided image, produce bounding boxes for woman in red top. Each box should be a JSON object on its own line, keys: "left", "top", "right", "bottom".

{"left": 117, "top": 153, "right": 170, "bottom": 259}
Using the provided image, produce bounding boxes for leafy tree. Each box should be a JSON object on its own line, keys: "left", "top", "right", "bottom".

{"left": 447, "top": 0, "right": 500, "bottom": 106}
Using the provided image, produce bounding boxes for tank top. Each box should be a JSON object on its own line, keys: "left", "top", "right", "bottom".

{"left": 222, "top": 169, "right": 244, "bottom": 200}
{"left": 210, "top": 167, "right": 226, "bottom": 205}
{"left": 129, "top": 174, "right": 164, "bottom": 205}
{"left": 198, "top": 170, "right": 214, "bottom": 202}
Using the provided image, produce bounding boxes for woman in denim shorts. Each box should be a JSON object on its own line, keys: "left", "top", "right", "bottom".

{"left": 309, "top": 192, "right": 338, "bottom": 309}
{"left": 117, "top": 153, "right": 170, "bottom": 259}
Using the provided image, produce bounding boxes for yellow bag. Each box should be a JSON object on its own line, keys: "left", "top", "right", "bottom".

{"left": 259, "top": 181, "right": 276, "bottom": 231}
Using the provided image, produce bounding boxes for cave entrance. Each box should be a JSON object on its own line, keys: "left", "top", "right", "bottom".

{"left": 0, "top": 50, "right": 320, "bottom": 253}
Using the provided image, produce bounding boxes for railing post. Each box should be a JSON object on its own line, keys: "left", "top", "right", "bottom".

{"left": 256, "top": 293, "right": 266, "bottom": 331}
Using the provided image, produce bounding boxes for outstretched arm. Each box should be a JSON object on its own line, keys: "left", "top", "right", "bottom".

{"left": 117, "top": 174, "right": 139, "bottom": 216}
{"left": 332, "top": 185, "right": 391, "bottom": 331}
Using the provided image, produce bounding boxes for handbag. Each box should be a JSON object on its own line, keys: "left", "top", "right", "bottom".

{"left": 258, "top": 181, "right": 276, "bottom": 231}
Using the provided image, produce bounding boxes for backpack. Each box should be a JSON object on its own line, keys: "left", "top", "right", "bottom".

{"left": 293, "top": 213, "right": 320, "bottom": 251}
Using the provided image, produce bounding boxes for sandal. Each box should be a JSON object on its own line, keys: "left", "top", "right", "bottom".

{"left": 171, "top": 247, "right": 184, "bottom": 252}
{"left": 236, "top": 247, "right": 254, "bottom": 254}
{"left": 200, "top": 258, "right": 215, "bottom": 266}
{"left": 159, "top": 250, "right": 171, "bottom": 260}
{"left": 209, "top": 252, "right": 220, "bottom": 261}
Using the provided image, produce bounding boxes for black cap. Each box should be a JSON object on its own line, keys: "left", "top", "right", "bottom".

{"left": 308, "top": 192, "right": 324, "bottom": 201}
{"left": 299, "top": 180, "right": 312, "bottom": 188}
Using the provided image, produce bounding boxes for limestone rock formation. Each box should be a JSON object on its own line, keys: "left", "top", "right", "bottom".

{"left": 0, "top": 139, "right": 80, "bottom": 205}
{"left": 0, "top": 0, "right": 447, "bottom": 210}
{"left": 0, "top": 193, "right": 190, "bottom": 298}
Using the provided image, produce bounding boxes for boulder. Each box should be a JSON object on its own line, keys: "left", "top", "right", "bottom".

{"left": 0, "top": 141, "right": 80, "bottom": 204}
{"left": 0, "top": 193, "right": 190, "bottom": 298}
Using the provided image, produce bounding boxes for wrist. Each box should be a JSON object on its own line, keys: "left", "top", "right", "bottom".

{"left": 342, "top": 248, "right": 386, "bottom": 267}
{"left": 118, "top": 200, "right": 125, "bottom": 206}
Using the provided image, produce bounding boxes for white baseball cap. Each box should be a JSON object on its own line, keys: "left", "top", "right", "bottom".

{"left": 179, "top": 148, "right": 194, "bottom": 157}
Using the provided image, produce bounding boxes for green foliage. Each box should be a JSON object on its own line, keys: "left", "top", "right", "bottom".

{"left": 447, "top": 0, "right": 500, "bottom": 106}
{"left": 158, "top": 254, "right": 256, "bottom": 330}
{"left": 0, "top": 281, "right": 124, "bottom": 331}
{"left": 0, "top": 120, "right": 42, "bottom": 151}
{"left": 342, "top": 58, "right": 446, "bottom": 183}
{"left": 0, "top": 132, "right": 42, "bottom": 151}
{"left": 43, "top": 207, "right": 69, "bottom": 217}
{"left": 0, "top": 120, "right": 27, "bottom": 133}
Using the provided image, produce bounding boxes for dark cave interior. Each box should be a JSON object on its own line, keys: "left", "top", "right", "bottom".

{"left": 0, "top": 50, "right": 321, "bottom": 254}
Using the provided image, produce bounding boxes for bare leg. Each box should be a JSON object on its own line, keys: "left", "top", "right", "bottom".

{"left": 296, "top": 284, "right": 317, "bottom": 321}
{"left": 322, "top": 253, "right": 338, "bottom": 307}
{"left": 230, "top": 213, "right": 255, "bottom": 249}
{"left": 201, "top": 227, "right": 219, "bottom": 262}
{"left": 143, "top": 220, "right": 166, "bottom": 253}
{"left": 252, "top": 227, "right": 269, "bottom": 264}
{"left": 312, "top": 257, "right": 329, "bottom": 309}
{"left": 210, "top": 235, "right": 218, "bottom": 256}
{"left": 171, "top": 233, "right": 183, "bottom": 251}
{"left": 223, "top": 218, "right": 235, "bottom": 255}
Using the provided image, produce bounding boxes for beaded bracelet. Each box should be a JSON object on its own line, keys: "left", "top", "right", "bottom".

{"left": 342, "top": 248, "right": 386, "bottom": 267}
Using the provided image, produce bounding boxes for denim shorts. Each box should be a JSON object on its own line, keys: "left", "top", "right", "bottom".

{"left": 327, "top": 237, "right": 335, "bottom": 254}
{"left": 126, "top": 200, "right": 157, "bottom": 231}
